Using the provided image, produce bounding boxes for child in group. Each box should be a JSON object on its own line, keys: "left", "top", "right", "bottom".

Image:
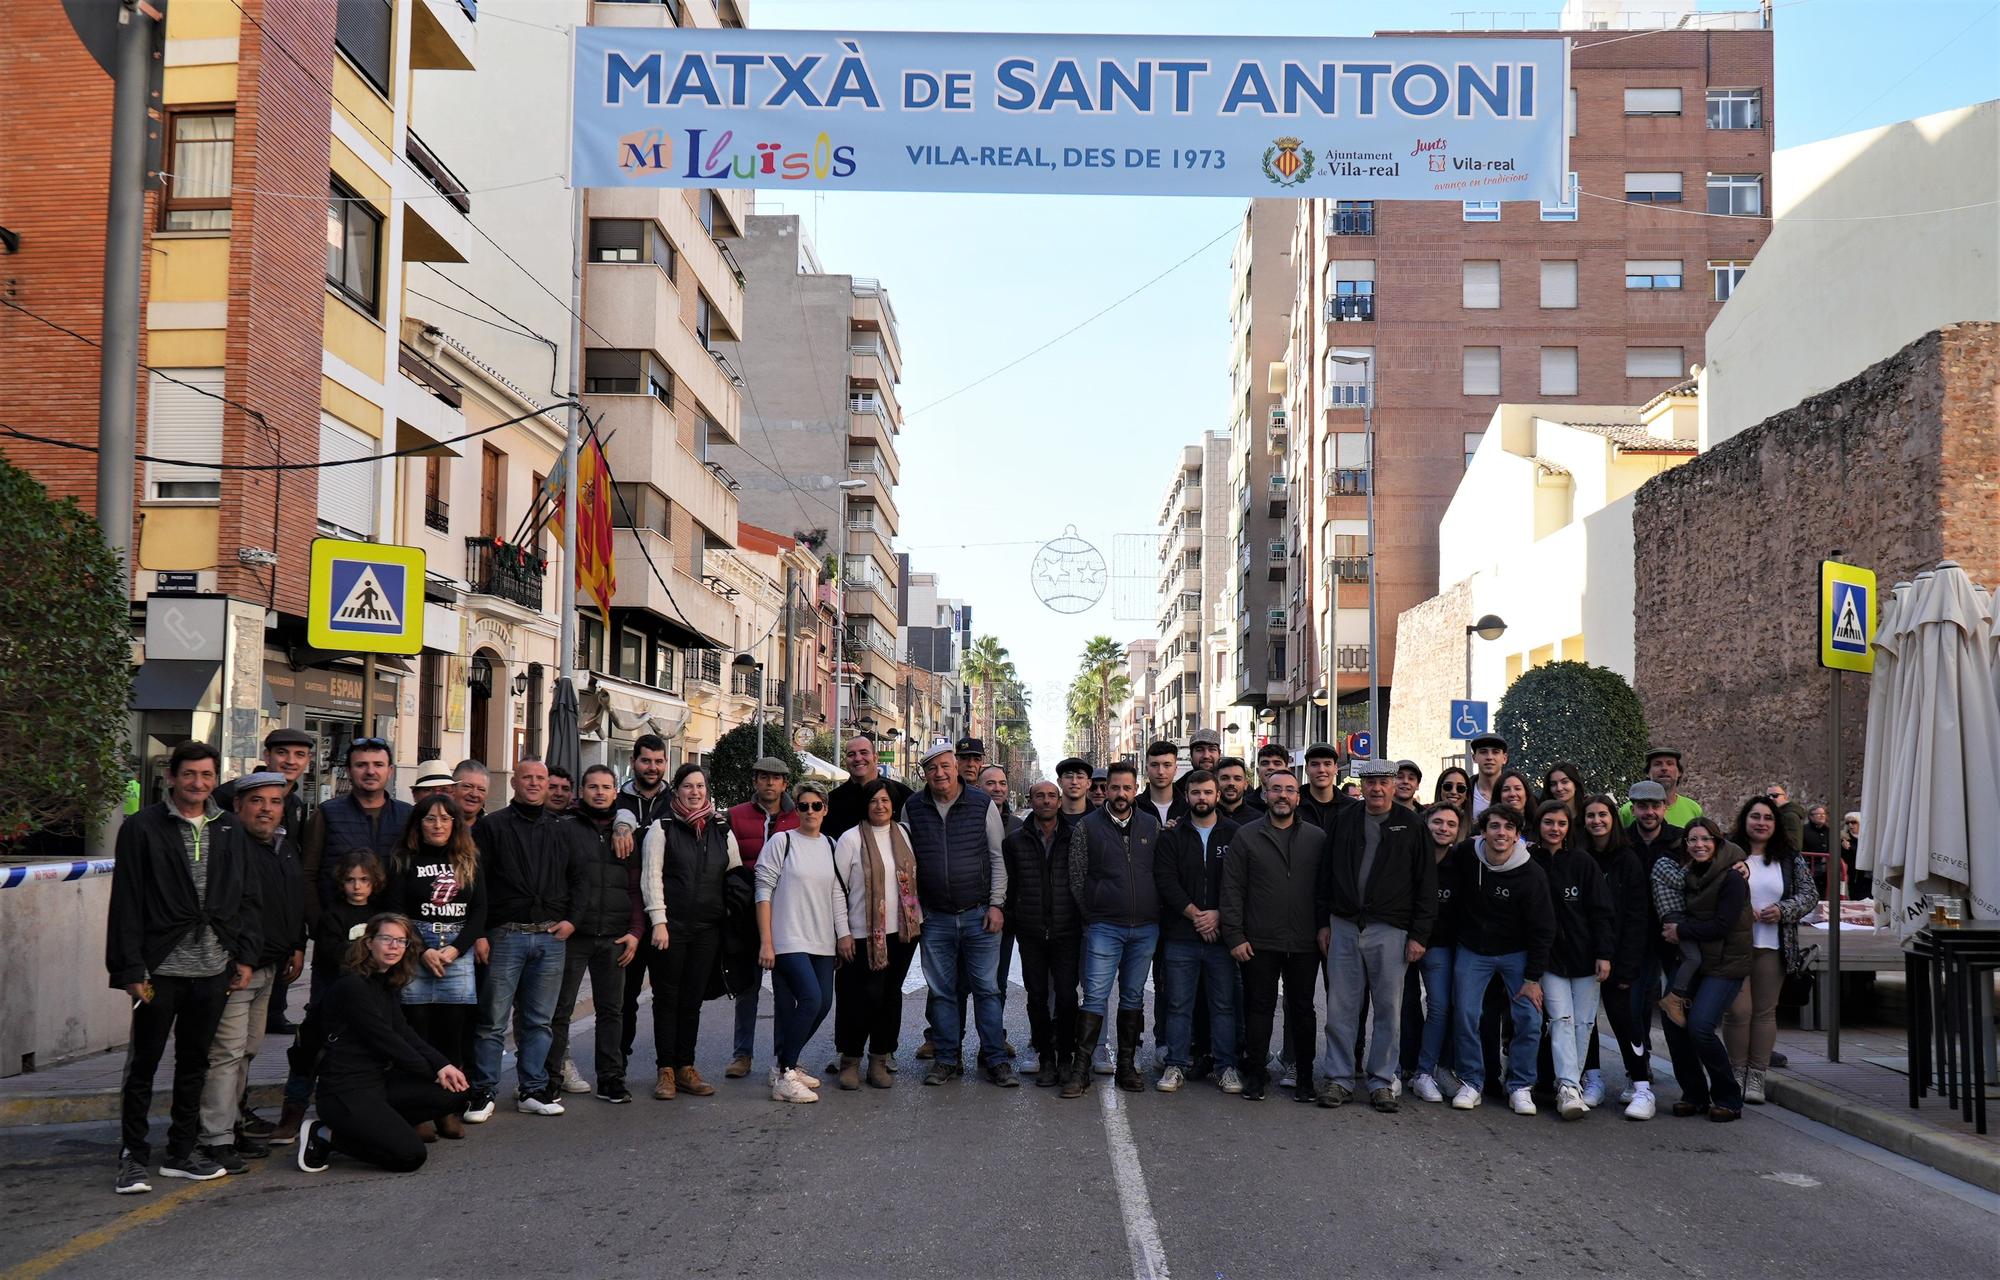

{"left": 274, "top": 851, "right": 386, "bottom": 1142}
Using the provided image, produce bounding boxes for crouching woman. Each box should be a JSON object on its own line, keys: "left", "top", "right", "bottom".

{"left": 297, "top": 914, "right": 469, "bottom": 1174}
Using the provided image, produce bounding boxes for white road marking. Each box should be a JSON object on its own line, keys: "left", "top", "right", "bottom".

{"left": 1761, "top": 1172, "right": 1822, "bottom": 1188}
{"left": 1099, "top": 1084, "right": 1170, "bottom": 1280}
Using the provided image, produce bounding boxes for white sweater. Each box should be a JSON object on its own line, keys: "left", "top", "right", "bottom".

{"left": 754, "top": 830, "right": 849, "bottom": 956}
{"left": 836, "top": 823, "right": 907, "bottom": 939}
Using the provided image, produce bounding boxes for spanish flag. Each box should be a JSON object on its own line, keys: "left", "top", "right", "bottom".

{"left": 544, "top": 428, "right": 617, "bottom": 631}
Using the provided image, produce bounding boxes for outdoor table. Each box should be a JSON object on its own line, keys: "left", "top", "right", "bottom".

{"left": 1801, "top": 923, "right": 1903, "bottom": 1032}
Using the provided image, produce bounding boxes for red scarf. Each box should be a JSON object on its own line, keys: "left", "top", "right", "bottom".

{"left": 672, "top": 795, "right": 714, "bottom": 838}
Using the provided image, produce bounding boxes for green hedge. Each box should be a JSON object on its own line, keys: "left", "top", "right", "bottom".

{"left": 1493, "top": 660, "right": 1650, "bottom": 798}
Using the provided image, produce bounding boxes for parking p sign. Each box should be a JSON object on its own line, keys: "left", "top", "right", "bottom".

{"left": 308, "top": 538, "right": 426, "bottom": 655}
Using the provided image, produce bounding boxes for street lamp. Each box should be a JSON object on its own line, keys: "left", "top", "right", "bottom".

{"left": 1327, "top": 348, "right": 1376, "bottom": 754}
{"left": 1464, "top": 613, "right": 1508, "bottom": 704}
{"left": 1310, "top": 686, "right": 1330, "bottom": 745}
{"left": 832, "top": 477, "right": 869, "bottom": 737}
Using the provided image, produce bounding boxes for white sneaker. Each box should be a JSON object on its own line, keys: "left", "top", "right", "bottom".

{"left": 1216, "top": 1067, "right": 1244, "bottom": 1095}
{"left": 560, "top": 1058, "right": 590, "bottom": 1094}
{"left": 1411, "top": 1073, "right": 1445, "bottom": 1103}
{"left": 772, "top": 1069, "right": 818, "bottom": 1103}
{"left": 1557, "top": 1082, "right": 1587, "bottom": 1120}
{"left": 1618, "top": 1082, "right": 1636, "bottom": 1106}
{"left": 1277, "top": 1062, "right": 1297, "bottom": 1090}
{"left": 463, "top": 1093, "right": 496, "bottom": 1123}
{"left": 516, "top": 1091, "right": 565, "bottom": 1116}
{"left": 1581, "top": 1070, "right": 1606, "bottom": 1109}
{"left": 1156, "top": 1066, "right": 1185, "bottom": 1093}
{"left": 1093, "top": 1044, "right": 1114, "bottom": 1075}
{"left": 1390, "top": 1074, "right": 1403, "bottom": 1099}
{"left": 1509, "top": 1088, "right": 1537, "bottom": 1116}
{"left": 1624, "top": 1084, "right": 1657, "bottom": 1121}
{"left": 1450, "top": 1083, "right": 1483, "bottom": 1110}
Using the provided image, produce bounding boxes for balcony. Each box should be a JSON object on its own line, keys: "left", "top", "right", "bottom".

{"left": 585, "top": 263, "right": 740, "bottom": 444}
{"left": 588, "top": 186, "right": 745, "bottom": 355}
{"left": 1329, "top": 205, "right": 1376, "bottom": 236}
{"left": 1267, "top": 608, "right": 1287, "bottom": 632}
{"left": 850, "top": 279, "right": 902, "bottom": 369}
{"left": 1267, "top": 473, "right": 1289, "bottom": 516}
{"left": 611, "top": 528, "right": 734, "bottom": 646}
{"left": 1266, "top": 540, "right": 1289, "bottom": 581}
{"left": 595, "top": 396, "right": 738, "bottom": 545}
{"left": 1325, "top": 294, "right": 1375, "bottom": 323}
{"left": 410, "top": 0, "right": 476, "bottom": 72}
{"left": 1323, "top": 555, "right": 1369, "bottom": 583}
{"left": 686, "top": 649, "right": 724, "bottom": 690}
{"left": 844, "top": 516, "right": 893, "bottom": 570}
{"left": 844, "top": 451, "right": 899, "bottom": 520}
{"left": 464, "top": 536, "right": 544, "bottom": 611}
{"left": 395, "top": 341, "right": 465, "bottom": 457}
{"left": 729, "top": 666, "right": 763, "bottom": 700}
{"left": 399, "top": 132, "right": 472, "bottom": 263}
{"left": 1327, "top": 383, "right": 1371, "bottom": 407}
{"left": 424, "top": 496, "right": 449, "bottom": 533}
{"left": 850, "top": 336, "right": 898, "bottom": 397}
{"left": 1322, "top": 467, "right": 1370, "bottom": 498}
{"left": 1268, "top": 424, "right": 1289, "bottom": 456}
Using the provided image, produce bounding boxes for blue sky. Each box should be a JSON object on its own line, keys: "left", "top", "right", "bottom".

{"left": 749, "top": 0, "right": 2000, "bottom": 765}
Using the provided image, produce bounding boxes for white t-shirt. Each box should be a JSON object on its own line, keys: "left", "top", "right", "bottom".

{"left": 754, "top": 831, "right": 848, "bottom": 956}
{"left": 1747, "top": 855, "right": 1785, "bottom": 951}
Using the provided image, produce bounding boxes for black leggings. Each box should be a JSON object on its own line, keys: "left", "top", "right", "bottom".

{"left": 404, "top": 1004, "right": 476, "bottom": 1072}
{"left": 317, "top": 1075, "right": 464, "bottom": 1173}
{"left": 833, "top": 934, "right": 919, "bottom": 1057}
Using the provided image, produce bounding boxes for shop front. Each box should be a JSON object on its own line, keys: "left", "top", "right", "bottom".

{"left": 262, "top": 658, "right": 401, "bottom": 811}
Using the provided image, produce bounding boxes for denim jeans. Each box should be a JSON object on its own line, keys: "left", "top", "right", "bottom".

{"left": 771, "top": 952, "right": 835, "bottom": 1071}
{"left": 919, "top": 907, "right": 1009, "bottom": 1068}
{"left": 1451, "top": 949, "right": 1541, "bottom": 1093}
{"left": 1081, "top": 922, "right": 1160, "bottom": 1019}
{"left": 734, "top": 979, "right": 761, "bottom": 1061}
{"left": 473, "top": 929, "right": 564, "bottom": 1096}
{"left": 1661, "top": 974, "right": 1746, "bottom": 1109}
{"left": 1416, "top": 943, "right": 1456, "bottom": 1077}
{"left": 1161, "top": 938, "right": 1239, "bottom": 1069}
{"left": 1543, "top": 973, "right": 1601, "bottom": 1088}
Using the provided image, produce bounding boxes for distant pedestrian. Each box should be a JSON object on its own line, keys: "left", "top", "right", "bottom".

{"left": 756, "top": 780, "right": 847, "bottom": 1103}
{"left": 1446, "top": 804, "right": 1555, "bottom": 1116}
{"left": 1722, "top": 796, "right": 1818, "bottom": 1106}
{"left": 1658, "top": 818, "right": 1751, "bottom": 1121}
{"left": 391, "top": 792, "right": 483, "bottom": 1125}
{"left": 106, "top": 741, "right": 262, "bottom": 1194}
{"left": 638, "top": 763, "right": 741, "bottom": 1100}
{"left": 548, "top": 765, "right": 642, "bottom": 1106}
{"left": 295, "top": 913, "right": 469, "bottom": 1175}
{"left": 1764, "top": 783, "right": 1809, "bottom": 854}
{"left": 1220, "top": 769, "right": 1326, "bottom": 1103}
{"left": 832, "top": 779, "right": 924, "bottom": 1090}
{"left": 1802, "top": 804, "right": 1832, "bottom": 855}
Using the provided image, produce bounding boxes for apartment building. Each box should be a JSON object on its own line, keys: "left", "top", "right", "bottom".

{"left": 898, "top": 563, "right": 969, "bottom": 757}
{"left": 1273, "top": 1, "right": 1772, "bottom": 753}
{"left": 1153, "top": 434, "right": 1230, "bottom": 742}
{"left": 713, "top": 213, "right": 906, "bottom": 737}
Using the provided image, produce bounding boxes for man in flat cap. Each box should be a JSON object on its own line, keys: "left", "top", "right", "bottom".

{"left": 721, "top": 756, "right": 799, "bottom": 1079}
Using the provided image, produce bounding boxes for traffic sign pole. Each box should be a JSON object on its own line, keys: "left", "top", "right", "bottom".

{"left": 1815, "top": 554, "right": 1874, "bottom": 1064}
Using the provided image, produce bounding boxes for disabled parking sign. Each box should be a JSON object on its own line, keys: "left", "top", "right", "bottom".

{"left": 308, "top": 538, "right": 426, "bottom": 654}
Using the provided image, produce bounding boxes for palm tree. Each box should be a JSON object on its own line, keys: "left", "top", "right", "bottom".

{"left": 960, "top": 635, "right": 1015, "bottom": 746}
{"left": 1074, "top": 636, "right": 1130, "bottom": 763}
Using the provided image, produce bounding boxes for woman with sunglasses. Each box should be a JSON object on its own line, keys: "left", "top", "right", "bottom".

{"left": 1432, "top": 768, "right": 1472, "bottom": 816}
{"left": 296, "top": 913, "right": 468, "bottom": 1174}
{"left": 754, "top": 780, "right": 850, "bottom": 1103}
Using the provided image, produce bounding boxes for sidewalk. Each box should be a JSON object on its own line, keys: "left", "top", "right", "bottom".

{"left": 0, "top": 978, "right": 601, "bottom": 1129}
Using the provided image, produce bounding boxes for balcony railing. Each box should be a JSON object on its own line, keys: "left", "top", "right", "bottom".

{"left": 1267, "top": 541, "right": 1289, "bottom": 563}
{"left": 1329, "top": 206, "right": 1376, "bottom": 236}
{"left": 1336, "top": 644, "right": 1371, "bottom": 672}
{"left": 1326, "top": 294, "right": 1376, "bottom": 323}
{"left": 405, "top": 131, "right": 471, "bottom": 215}
{"left": 464, "top": 536, "right": 543, "bottom": 609}
{"left": 399, "top": 342, "right": 463, "bottom": 408}
{"left": 730, "top": 666, "right": 763, "bottom": 699}
{"left": 1325, "top": 555, "right": 1370, "bottom": 582}
{"left": 704, "top": 459, "right": 740, "bottom": 491}
{"left": 424, "top": 496, "right": 449, "bottom": 532}
{"left": 1323, "top": 467, "right": 1370, "bottom": 497}
{"left": 850, "top": 393, "right": 887, "bottom": 420}
{"left": 688, "top": 650, "right": 723, "bottom": 687}
{"left": 847, "top": 453, "right": 887, "bottom": 481}
{"left": 1327, "top": 383, "right": 1371, "bottom": 406}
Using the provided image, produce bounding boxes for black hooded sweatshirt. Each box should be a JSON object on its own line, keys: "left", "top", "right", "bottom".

{"left": 1448, "top": 838, "right": 1556, "bottom": 981}
{"left": 1532, "top": 843, "right": 1616, "bottom": 980}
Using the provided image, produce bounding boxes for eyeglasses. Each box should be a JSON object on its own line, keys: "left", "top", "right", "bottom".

{"left": 373, "top": 934, "right": 410, "bottom": 949}
{"left": 797, "top": 801, "right": 825, "bottom": 813}
{"left": 1439, "top": 782, "right": 1468, "bottom": 793}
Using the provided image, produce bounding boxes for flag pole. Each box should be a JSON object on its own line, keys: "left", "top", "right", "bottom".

{"left": 559, "top": 184, "right": 583, "bottom": 687}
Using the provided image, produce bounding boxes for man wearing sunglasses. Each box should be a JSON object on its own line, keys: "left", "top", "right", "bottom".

{"left": 722, "top": 757, "right": 799, "bottom": 1079}
{"left": 299, "top": 737, "right": 409, "bottom": 928}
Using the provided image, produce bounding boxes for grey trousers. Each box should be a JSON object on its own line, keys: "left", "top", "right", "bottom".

{"left": 199, "top": 964, "right": 274, "bottom": 1147}
{"left": 1323, "top": 918, "right": 1409, "bottom": 1093}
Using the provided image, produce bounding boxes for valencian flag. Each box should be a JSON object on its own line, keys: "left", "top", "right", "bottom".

{"left": 540, "top": 427, "right": 617, "bottom": 631}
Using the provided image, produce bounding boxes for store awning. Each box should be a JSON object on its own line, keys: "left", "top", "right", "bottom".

{"left": 798, "top": 751, "right": 849, "bottom": 785}
{"left": 130, "top": 660, "right": 220, "bottom": 710}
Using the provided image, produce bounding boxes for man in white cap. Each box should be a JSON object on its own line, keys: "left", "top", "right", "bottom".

{"left": 411, "top": 760, "right": 456, "bottom": 802}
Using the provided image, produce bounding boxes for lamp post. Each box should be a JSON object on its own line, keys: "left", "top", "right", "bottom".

{"left": 1464, "top": 613, "right": 1508, "bottom": 704}
{"left": 1328, "top": 349, "right": 1375, "bottom": 753}
{"left": 1310, "top": 686, "right": 1330, "bottom": 745}
{"left": 831, "top": 477, "right": 869, "bottom": 739}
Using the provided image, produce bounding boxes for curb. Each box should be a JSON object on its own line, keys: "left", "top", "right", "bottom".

{"left": 1765, "top": 1072, "right": 2000, "bottom": 1194}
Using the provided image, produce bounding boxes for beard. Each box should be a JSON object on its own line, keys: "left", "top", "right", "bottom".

{"left": 1190, "top": 800, "right": 1215, "bottom": 819}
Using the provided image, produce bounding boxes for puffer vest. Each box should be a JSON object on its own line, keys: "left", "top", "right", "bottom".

{"left": 905, "top": 786, "right": 993, "bottom": 915}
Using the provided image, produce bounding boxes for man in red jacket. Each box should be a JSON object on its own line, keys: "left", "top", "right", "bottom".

{"left": 723, "top": 757, "right": 797, "bottom": 1078}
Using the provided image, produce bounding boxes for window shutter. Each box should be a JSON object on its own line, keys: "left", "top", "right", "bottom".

{"left": 1332, "top": 259, "right": 1375, "bottom": 283}
{"left": 1626, "top": 347, "right": 1685, "bottom": 378}
{"left": 1463, "top": 347, "right": 1500, "bottom": 395}
{"left": 1462, "top": 261, "right": 1500, "bottom": 309}
{"left": 1623, "top": 87, "right": 1682, "bottom": 115}
{"left": 146, "top": 368, "right": 224, "bottom": 497}
{"left": 1626, "top": 259, "right": 1683, "bottom": 279}
{"left": 1624, "top": 171, "right": 1683, "bottom": 197}
{"left": 1540, "top": 347, "right": 1578, "bottom": 396}
{"left": 318, "top": 414, "right": 377, "bottom": 538}
{"left": 1540, "top": 261, "right": 1578, "bottom": 308}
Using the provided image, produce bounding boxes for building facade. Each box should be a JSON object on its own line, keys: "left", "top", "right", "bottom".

{"left": 1153, "top": 434, "right": 1230, "bottom": 742}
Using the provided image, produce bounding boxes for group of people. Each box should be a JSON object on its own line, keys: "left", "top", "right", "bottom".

{"left": 106, "top": 718, "right": 1829, "bottom": 1193}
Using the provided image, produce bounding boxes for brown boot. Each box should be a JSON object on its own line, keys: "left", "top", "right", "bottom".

{"left": 271, "top": 1101, "right": 307, "bottom": 1144}
{"left": 866, "top": 1054, "right": 894, "bottom": 1089}
{"left": 836, "top": 1055, "right": 862, "bottom": 1091}
{"left": 653, "top": 1067, "right": 677, "bottom": 1100}
{"left": 724, "top": 1053, "right": 753, "bottom": 1079}
{"left": 914, "top": 1037, "right": 936, "bottom": 1060}
{"left": 437, "top": 1113, "right": 465, "bottom": 1140}
{"left": 1658, "top": 992, "right": 1690, "bottom": 1029}
{"left": 676, "top": 1065, "right": 716, "bottom": 1096}
{"left": 415, "top": 1120, "right": 438, "bottom": 1144}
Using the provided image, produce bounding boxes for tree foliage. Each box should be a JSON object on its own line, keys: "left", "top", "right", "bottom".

{"left": 1069, "top": 636, "right": 1130, "bottom": 763}
{"left": 706, "top": 723, "right": 801, "bottom": 810}
{"left": 1493, "top": 660, "right": 1650, "bottom": 797}
{"left": 0, "top": 457, "right": 132, "bottom": 844}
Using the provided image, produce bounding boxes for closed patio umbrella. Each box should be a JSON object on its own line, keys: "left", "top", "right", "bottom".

{"left": 546, "top": 676, "right": 581, "bottom": 786}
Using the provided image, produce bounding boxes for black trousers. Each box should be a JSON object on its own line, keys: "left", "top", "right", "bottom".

{"left": 404, "top": 1003, "right": 475, "bottom": 1072}
{"left": 832, "top": 934, "right": 919, "bottom": 1057}
{"left": 624, "top": 923, "right": 720, "bottom": 1071}
{"left": 318, "top": 1075, "right": 464, "bottom": 1173}
{"left": 121, "top": 972, "right": 229, "bottom": 1162}
{"left": 1239, "top": 949, "right": 1318, "bottom": 1091}
{"left": 619, "top": 932, "right": 659, "bottom": 1064}
{"left": 549, "top": 934, "right": 628, "bottom": 1085}
{"left": 1586, "top": 962, "right": 1656, "bottom": 1084}
{"left": 1014, "top": 931, "right": 1081, "bottom": 1059}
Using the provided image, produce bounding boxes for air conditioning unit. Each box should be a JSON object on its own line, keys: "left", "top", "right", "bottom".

{"left": 1266, "top": 608, "right": 1288, "bottom": 630}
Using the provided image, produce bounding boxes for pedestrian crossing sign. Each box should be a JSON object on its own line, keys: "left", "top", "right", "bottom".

{"left": 1818, "top": 560, "right": 1875, "bottom": 673}
{"left": 308, "top": 538, "right": 426, "bottom": 654}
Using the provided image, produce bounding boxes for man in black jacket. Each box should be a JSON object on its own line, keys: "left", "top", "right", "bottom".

{"left": 468, "top": 758, "right": 573, "bottom": 1121}
{"left": 197, "top": 771, "right": 305, "bottom": 1170}
{"left": 1066, "top": 762, "right": 1162, "bottom": 1095}
{"left": 1298, "top": 742, "right": 1352, "bottom": 830}
{"left": 1221, "top": 769, "right": 1325, "bottom": 1103}
{"left": 1054, "top": 757, "right": 1094, "bottom": 819}
{"left": 1001, "top": 781, "right": 1078, "bottom": 1087}
{"left": 1316, "top": 760, "right": 1437, "bottom": 1112}
{"left": 105, "top": 741, "right": 261, "bottom": 1194}
{"left": 1215, "top": 757, "right": 1261, "bottom": 819}
{"left": 1153, "top": 770, "right": 1242, "bottom": 1094}
{"left": 547, "top": 765, "right": 642, "bottom": 1105}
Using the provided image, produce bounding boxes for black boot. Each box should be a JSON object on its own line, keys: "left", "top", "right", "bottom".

{"left": 1116, "top": 1011, "right": 1147, "bottom": 1093}
{"left": 1036, "top": 1049, "right": 1064, "bottom": 1088}
{"left": 1064, "top": 1015, "right": 1103, "bottom": 1099}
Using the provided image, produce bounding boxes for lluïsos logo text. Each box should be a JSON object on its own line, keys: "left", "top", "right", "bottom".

{"left": 617, "top": 127, "right": 857, "bottom": 181}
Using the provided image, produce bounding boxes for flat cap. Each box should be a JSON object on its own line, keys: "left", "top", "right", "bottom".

{"left": 1628, "top": 780, "right": 1668, "bottom": 802}
{"left": 231, "top": 770, "right": 288, "bottom": 794}
{"left": 263, "top": 727, "right": 314, "bottom": 750}
{"left": 1189, "top": 727, "right": 1222, "bottom": 747}
{"left": 1354, "top": 759, "right": 1398, "bottom": 779}
{"left": 1395, "top": 759, "right": 1423, "bottom": 777}
{"left": 1054, "top": 757, "right": 1094, "bottom": 776}
{"left": 751, "top": 756, "right": 793, "bottom": 778}
{"left": 920, "top": 737, "right": 957, "bottom": 766}
{"left": 1644, "top": 746, "right": 1683, "bottom": 763}
{"left": 1469, "top": 732, "right": 1509, "bottom": 752}
{"left": 1303, "top": 742, "right": 1340, "bottom": 762}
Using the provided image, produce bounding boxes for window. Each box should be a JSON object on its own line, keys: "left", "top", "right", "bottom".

{"left": 423, "top": 455, "right": 449, "bottom": 531}
{"left": 334, "top": 0, "right": 393, "bottom": 97}
{"left": 1331, "top": 199, "right": 1375, "bottom": 235}
{"left": 161, "top": 111, "right": 233, "bottom": 231}
{"left": 1464, "top": 431, "right": 1483, "bottom": 469}
{"left": 1462, "top": 261, "right": 1500, "bottom": 309}
{"left": 698, "top": 189, "right": 718, "bottom": 235}
{"left": 1540, "top": 347, "right": 1578, "bottom": 396}
{"left": 577, "top": 616, "right": 605, "bottom": 673}
{"left": 695, "top": 291, "right": 713, "bottom": 348}
{"left": 618, "top": 629, "right": 646, "bottom": 681}
{"left": 1624, "top": 172, "right": 1683, "bottom": 203}
{"left": 589, "top": 219, "right": 674, "bottom": 275}
{"left": 653, "top": 644, "right": 679, "bottom": 692}
{"left": 1707, "top": 173, "right": 1763, "bottom": 216}
{"left": 1624, "top": 87, "right": 1683, "bottom": 116}
{"left": 1626, "top": 346, "right": 1685, "bottom": 378}
{"left": 584, "top": 348, "right": 671, "bottom": 404}
{"left": 1463, "top": 347, "right": 1500, "bottom": 396}
{"left": 479, "top": 445, "right": 502, "bottom": 540}
{"left": 1539, "top": 171, "right": 1578, "bottom": 222}
{"left": 1710, "top": 259, "right": 1751, "bottom": 302}
{"left": 317, "top": 414, "right": 376, "bottom": 540}
{"left": 1328, "top": 261, "right": 1374, "bottom": 321}
{"left": 1707, "top": 88, "right": 1762, "bottom": 130}
{"left": 326, "top": 178, "right": 382, "bottom": 313}
{"left": 1625, "top": 259, "right": 1684, "bottom": 290}
{"left": 1462, "top": 200, "right": 1501, "bottom": 223}
{"left": 1334, "top": 432, "right": 1368, "bottom": 470}
{"left": 1540, "top": 261, "right": 1577, "bottom": 308}
{"left": 145, "top": 368, "right": 224, "bottom": 500}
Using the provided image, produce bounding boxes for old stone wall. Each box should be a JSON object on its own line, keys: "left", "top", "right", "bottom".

{"left": 1632, "top": 323, "right": 2000, "bottom": 819}
{"left": 1387, "top": 578, "right": 1474, "bottom": 777}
